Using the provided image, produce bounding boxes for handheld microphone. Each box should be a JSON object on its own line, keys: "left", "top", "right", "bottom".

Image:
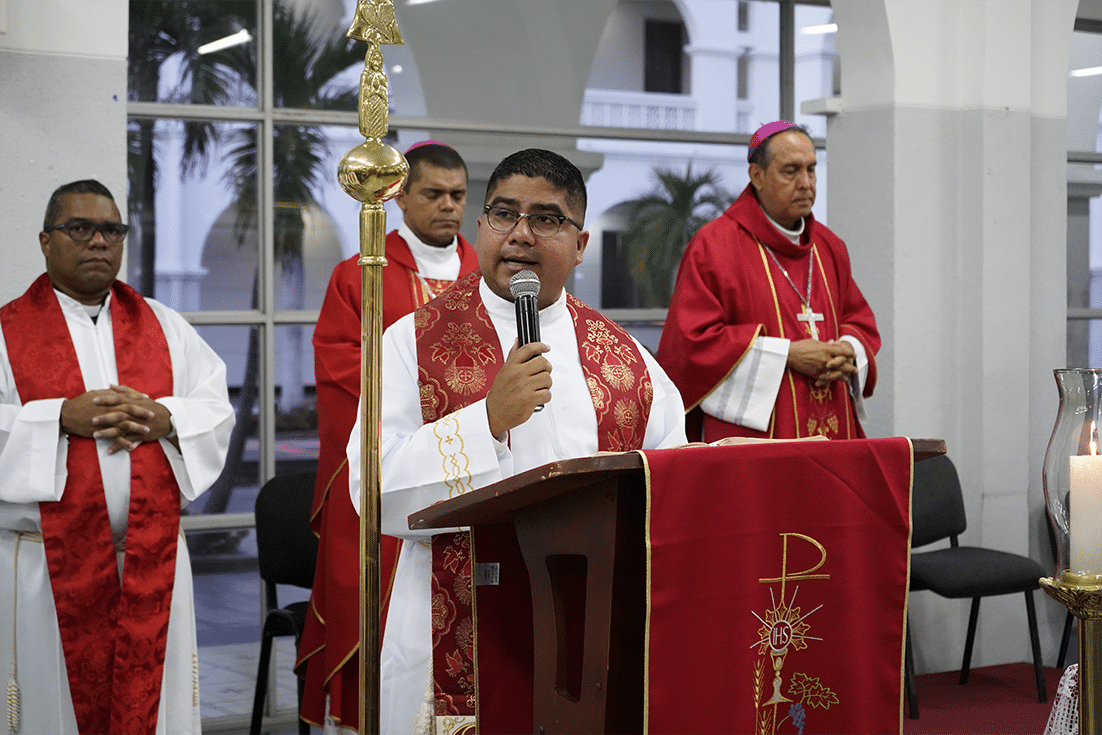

{"left": 509, "top": 270, "right": 540, "bottom": 346}
{"left": 509, "top": 270, "right": 543, "bottom": 412}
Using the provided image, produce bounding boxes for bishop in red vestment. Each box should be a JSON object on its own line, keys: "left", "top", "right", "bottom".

{"left": 296, "top": 142, "right": 479, "bottom": 731}
{"left": 658, "top": 121, "right": 880, "bottom": 442}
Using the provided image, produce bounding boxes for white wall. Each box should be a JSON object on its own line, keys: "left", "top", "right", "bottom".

{"left": 588, "top": 0, "right": 649, "bottom": 91}
{"left": 0, "top": 0, "right": 127, "bottom": 304}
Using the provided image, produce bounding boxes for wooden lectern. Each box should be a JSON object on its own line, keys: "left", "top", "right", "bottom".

{"left": 410, "top": 438, "right": 944, "bottom": 735}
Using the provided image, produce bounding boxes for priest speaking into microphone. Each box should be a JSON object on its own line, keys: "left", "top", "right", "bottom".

{"left": 348, "top": 148, "right": 686, "bottom": 734}
{"left": 658, "top": 121, "right": 881, "bottom": 442}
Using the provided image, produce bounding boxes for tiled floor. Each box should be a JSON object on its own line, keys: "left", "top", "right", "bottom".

{"left": 191, "top": 536, "right": 318, "bottom": 733}
{"left": 189, "top": 467, "right": 322, "bottom": 734}
{"left": 199, "top": 639, "right": 313, "bottom": 733}
{"left": 199, "top": 639, "right": 298, "bottom": 720}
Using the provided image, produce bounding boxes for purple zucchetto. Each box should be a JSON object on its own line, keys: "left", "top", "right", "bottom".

{"left": 747, "top": 120, "right": 798, "bottom": 163}
{"left": 405, "top": 140, "right": 453, "bottom": 154}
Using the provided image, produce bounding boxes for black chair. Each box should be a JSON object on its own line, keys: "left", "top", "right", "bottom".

{"left": 250, "top": 471, "right": 319, "bottom": 735}
{"left": 904, "top": 455, "right": 1046, "bottom": 719}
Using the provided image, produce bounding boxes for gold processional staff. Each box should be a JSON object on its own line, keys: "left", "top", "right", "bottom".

{"left": 335, "top": 1, "right": 406, "bottom": 732}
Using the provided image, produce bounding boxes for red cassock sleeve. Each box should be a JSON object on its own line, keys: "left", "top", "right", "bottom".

{"left": 313, "top": 257, "right": 364, "bottom": 429}
{"left": 657, "top": 215, "right": 769, "bottom": 412}
{"left": 825, "top": 232, "right": 880, "bottom": 397}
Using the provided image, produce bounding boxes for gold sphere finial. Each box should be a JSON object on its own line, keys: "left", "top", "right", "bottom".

{"left": 337, "top": 139, "right": 407, "bottom": 204}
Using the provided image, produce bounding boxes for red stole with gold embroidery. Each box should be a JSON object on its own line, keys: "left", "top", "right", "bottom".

{"left": 414, "top": 271, "right": 652, "bottom": 731}
{"left": 0, "top": 274, "right": 180, "bottom": 735}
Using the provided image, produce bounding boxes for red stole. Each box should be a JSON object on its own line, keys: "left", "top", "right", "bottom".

{"left": 0, "top": 275, "right": 180, "bottom": 735}
{"left": 414, "top": 271, "right": 653, "bottom": 731}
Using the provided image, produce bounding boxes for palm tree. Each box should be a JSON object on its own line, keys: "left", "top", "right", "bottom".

{"left": 619, "top": 166, "right": 731, "bottom": 307}
{"left": 127, "top": 0, "right": 255, "bottom": 296}
{"left": 198, "top": 2, "right": 363, "bottom": 517}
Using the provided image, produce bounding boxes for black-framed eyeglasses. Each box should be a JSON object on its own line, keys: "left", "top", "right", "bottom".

{"left": 44, "top": 219, "right": 130, "bottom": 244}
{"left": 483, "top": 205, "right": 582, "bottom": 238}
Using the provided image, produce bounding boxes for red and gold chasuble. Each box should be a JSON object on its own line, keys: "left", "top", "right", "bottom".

{"left": 657, "top": 184, "right": 880, "bottom": 443}
{"left": 0, "top": 275, "right": 180, "bottom": 735}
{"left": 414, "top": 271, "right": 653, "bottom": 733}
{"left": 751, "top": 241, "right": 858, "bottom": 439}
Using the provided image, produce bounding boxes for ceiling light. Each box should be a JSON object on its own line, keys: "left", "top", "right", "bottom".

{"left": 1071, "top": 66, "right": 1102, "bottom": 78}
{"left": 198, "top": 29, "right": 253, "bottom": 55}
{"left": 800, "top": 23, "right": 838, "bottom": 35}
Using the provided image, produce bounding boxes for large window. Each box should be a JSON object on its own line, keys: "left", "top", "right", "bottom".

{"left": 128, "top": 0, "right": 360, "bottom": 727}
{"left": 580, "top": 0, "right": 834, "bottom": 330}
{"left": 1067, "top": 19, "right": 1102, "bottom": 368}
{"left": 127, "top": 0, "right": 833, "bottom": 729}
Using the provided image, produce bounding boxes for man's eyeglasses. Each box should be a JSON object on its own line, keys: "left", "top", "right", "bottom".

{"left": 483, "top": 206, "right": 582, "bottom": 238}
{"left": 44, "top": 219, "right": 130, "bottom": 244}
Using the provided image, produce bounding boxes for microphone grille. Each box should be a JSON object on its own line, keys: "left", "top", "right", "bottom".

{"left": 509, "top": 270, "right": 541, "bottom": 299}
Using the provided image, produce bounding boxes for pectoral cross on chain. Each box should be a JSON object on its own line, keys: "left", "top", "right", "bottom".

{"left": 797, "top": 304, "right": 824, "bottom": 340}
{"left": 764, "top": 244, "right": 824, "bottom": 341}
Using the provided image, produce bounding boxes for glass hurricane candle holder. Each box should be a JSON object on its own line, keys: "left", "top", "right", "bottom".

{"left": 1043, "top": 369, "right": 1102, "bottom": 581}
{"left": 1041, "top": 368, "right": 1102, "bottom": 735}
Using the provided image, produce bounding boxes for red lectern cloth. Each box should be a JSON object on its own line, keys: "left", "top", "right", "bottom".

{"left": 641, "top": 437, "right": 913, "bottom": 735}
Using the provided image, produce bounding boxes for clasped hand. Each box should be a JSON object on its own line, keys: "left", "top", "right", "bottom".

{"left": 61, "top": 384, "right": 174, "bottom": 455}
{"left": 486, "top": 341, "right": 552, "bottom": 439}
{"left": 787, "top": 339, "right": 858, "bottom": 388}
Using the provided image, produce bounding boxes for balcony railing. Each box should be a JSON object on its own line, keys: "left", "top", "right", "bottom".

{"left": 581, "top": 88, "right": 697, "bottom": 131}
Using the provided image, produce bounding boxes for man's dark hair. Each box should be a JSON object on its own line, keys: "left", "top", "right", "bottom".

{"left": 485, "top": 148, "right": 587, "bottom": 222}
{"left": 405, "top": 143, "right": 467, "bottom": 188}
{"left": 748, "top": 124, "right": 813, "bottom": 169}
{"left": 43, "top": 179, "right": 116, "bottom": 230}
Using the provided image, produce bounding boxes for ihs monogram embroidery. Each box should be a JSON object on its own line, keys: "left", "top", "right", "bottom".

{"left": 753, "top": 533, "right": 838, "bottom": 734}
{"left": 613, "top": 398, "right": 642, "bottom": 431}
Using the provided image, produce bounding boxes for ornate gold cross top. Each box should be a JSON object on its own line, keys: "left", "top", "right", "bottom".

{"left": 347, "top": 0, "right": 404, "bottom": 140}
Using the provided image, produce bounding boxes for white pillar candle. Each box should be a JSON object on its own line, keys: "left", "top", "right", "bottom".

{"left": 1069, "top": 454, "right": 1102, "bottom": 574}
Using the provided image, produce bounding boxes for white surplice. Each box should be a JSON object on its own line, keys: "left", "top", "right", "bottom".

{"left": 348, "top": 279, "right": 686, "bottom": 735}
{"left": 701, "top": 333, "right": 869, "bottom": 433}
{"left": 0, "top": 287, "right": 235, "bottom": 735}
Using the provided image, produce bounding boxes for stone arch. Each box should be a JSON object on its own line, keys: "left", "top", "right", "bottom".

{"left": 198, "top": 202, "right": 344, "bottom": 406}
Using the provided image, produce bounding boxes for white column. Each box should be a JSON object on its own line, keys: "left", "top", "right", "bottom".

{"left": 686, "top": 44, "right": 739, "bottom": 131}
{"left": 826, "top": 0, "right": 1078, "bottom": 673}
